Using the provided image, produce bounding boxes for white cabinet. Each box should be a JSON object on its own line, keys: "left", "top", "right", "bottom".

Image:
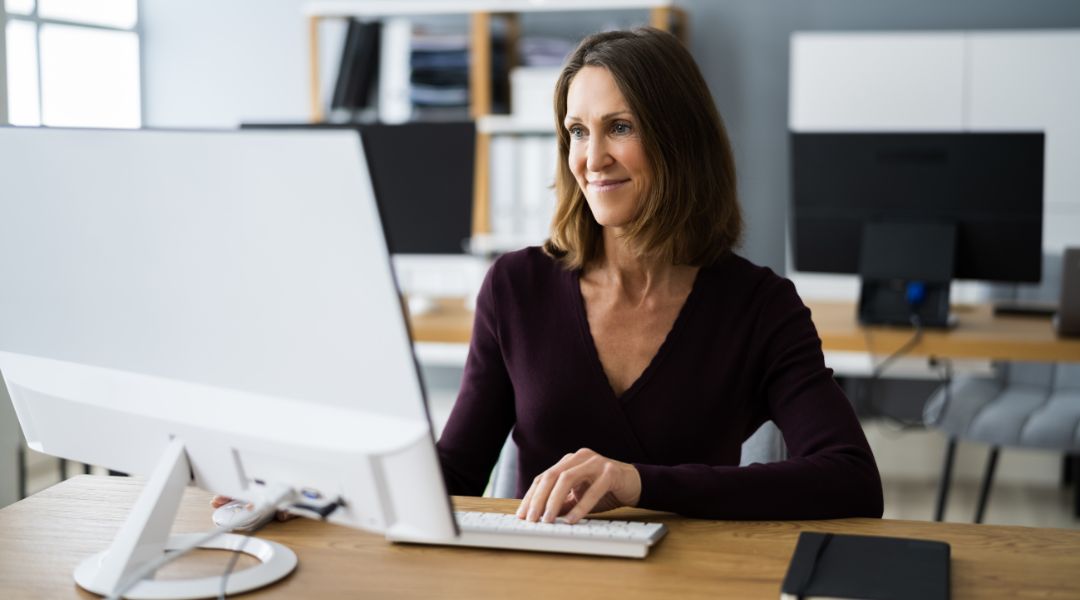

{"left": 790, "top": 32, "right": 966, "bottom": 132}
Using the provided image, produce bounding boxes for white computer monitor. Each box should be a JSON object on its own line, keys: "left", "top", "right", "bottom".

{"left": 0, "top": 127, "right": 457, "bottom": 598}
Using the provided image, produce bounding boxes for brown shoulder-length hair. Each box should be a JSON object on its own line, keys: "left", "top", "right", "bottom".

{"left": 543, "top": 27, "right": 742, "bottom": 270}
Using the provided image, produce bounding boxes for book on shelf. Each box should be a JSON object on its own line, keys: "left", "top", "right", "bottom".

{"left": 330, "top": 19, "right": 382, "bottom": 115}
{"left": 510, "top": 66, "right": 562, "bottom": 126}
{"left": 329, "top": 17, "right": 516, "bottom": 124}
{"left": 378, "top": 17, "right": 414, "bottom": 124}
{"left": 490, "top": 135, "right": 519, "bottom": 236}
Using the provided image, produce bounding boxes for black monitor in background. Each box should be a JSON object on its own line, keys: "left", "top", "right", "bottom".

{"left": 241, "top": 122, "right": 475, "bottom": 255}
{"left": 791, "top": 132, "right": 1044, "bottom": 327}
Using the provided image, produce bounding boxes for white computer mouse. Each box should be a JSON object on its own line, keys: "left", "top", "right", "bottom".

{"left": 212, "top": 500, "right": 272, "bottom": 532}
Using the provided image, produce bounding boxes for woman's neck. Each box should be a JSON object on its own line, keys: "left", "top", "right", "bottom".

{"left": 585, "top": 228, "right": 697, "bottom": 306}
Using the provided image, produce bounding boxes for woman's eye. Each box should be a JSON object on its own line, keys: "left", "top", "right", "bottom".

{"left": 568, "top": 126, "right": 585, "bottom": 139}
{"left": 612, "top": 122, "right": 632, "bottom": 135}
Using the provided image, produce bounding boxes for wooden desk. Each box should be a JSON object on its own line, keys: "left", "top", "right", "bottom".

{"left": 409, "top": 298, "right": 1080, "bottom": 362}
{"left": 3, "top": 476, "right": 1079, "bottom": 599}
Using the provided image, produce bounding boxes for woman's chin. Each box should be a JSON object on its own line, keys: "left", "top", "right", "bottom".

{"left": 588, "top": 205, "right": 636, "bottom": 230}
{"left": 592, "top": 215, "right": 634, "bottom": 230}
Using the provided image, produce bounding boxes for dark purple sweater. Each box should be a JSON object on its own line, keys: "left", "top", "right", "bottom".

{"left": 436, "top": 247, "right": 883, "bottom": 520}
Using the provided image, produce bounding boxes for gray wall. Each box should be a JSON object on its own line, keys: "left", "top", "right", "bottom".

{"left": 140, "top": 0, "right": 1080, "bottom": 271}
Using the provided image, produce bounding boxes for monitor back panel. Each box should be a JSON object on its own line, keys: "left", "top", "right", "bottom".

{"left": 792, "top": 132, "right": 1044, "bottom": 282}
{"left": 0, "top": 127, "right": 426, "bottom": 422}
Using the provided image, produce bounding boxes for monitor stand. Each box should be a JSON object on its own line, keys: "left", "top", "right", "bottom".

{"left": 857, "top": 222, "right": 957, "bottom": 328}
{"left": 74, "top": 439, "right": 297, "bottom": 600}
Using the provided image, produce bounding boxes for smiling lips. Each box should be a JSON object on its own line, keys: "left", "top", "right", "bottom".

{"left": 588, "top": 179, "right": 630, "bottom": 192}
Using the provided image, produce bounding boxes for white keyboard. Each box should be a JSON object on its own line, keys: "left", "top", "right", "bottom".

{"left": 389, "top": 511, "right": 668, "bottom": 559}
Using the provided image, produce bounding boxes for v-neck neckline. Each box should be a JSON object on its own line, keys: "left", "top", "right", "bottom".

{"left": 567, "top": 264, "right": 707, "bottom": 404}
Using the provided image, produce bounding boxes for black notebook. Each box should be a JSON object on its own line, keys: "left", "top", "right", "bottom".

{"left": 780, "top": 532, "right": 950, "bottom": 600}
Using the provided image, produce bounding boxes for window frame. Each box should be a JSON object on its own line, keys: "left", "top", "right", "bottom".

{"left": 1, "top": 0, "right": 145, "bottom": 127}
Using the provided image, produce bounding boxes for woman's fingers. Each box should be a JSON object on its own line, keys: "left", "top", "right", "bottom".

{"left": 211, "top": 495, "right": 295, "bottom": 523}
{"left": 563, "top": 465, "right": 615, "bottom": 523}
{"left": 542, "top": 461, "right": 597, "bottom": 522}
{"left": 516, "top": 449, "right": 643, "bottom": 523}
{"left": 210, "top": 495, "right": 233, "bottom": 509}
{"left": 518, "top": 449, "right": 606, "bottom": 522}
{"left": 515, "top": 481, "right": 538, "bottom": 518}
{"left": 517, "top": 451, "right": 581, "bottom": 521}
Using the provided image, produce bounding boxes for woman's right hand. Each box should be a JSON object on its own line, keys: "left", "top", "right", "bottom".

{"left": 211, "top": 495, "right": 235, "bottom": 509}
{"left": 210, "top": 495, "right": 295, "bottom": 521}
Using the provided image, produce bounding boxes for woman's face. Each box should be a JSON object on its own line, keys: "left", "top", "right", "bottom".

{"left": 564, "top": 66, "right": 651, "bottom": 230}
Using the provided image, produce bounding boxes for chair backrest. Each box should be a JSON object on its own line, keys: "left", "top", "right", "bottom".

{"left": 487, "top": 421, "right": 789, "bottom": 499}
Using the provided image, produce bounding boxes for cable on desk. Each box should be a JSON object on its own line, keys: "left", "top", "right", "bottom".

{"left": 216, "top": 497, "right": 344, "bottom": 599}
{"left": 218, "top": 530, "right": 255, "bottom": 600}
{"left": 107, "top": 526, "right": 230, "bottom": 600}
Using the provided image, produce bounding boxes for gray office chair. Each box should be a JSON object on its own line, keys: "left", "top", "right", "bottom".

{"left": 924, "top": 251, "right": 1080, "bottom": 523}
{"left": 924, "top": 361, "right": 1080, "bottom": 523}
{"left": 488, "top": 420, "right": 788, "bottom": 499}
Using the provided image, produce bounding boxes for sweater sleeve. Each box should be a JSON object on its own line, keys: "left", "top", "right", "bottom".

{"left": 435, "top": 260, "right": 516, "bottom": 496}
{"left": 634, "top": 278, "right": 884, "bottom": 520}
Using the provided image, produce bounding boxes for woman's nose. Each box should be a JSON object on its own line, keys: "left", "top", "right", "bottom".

{"left": 585, "top": 138, "right": 613, "bottom": 172}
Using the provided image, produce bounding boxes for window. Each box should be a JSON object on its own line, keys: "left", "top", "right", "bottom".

{"left": 3, "top": 0, "right": 141, "bottom": 128}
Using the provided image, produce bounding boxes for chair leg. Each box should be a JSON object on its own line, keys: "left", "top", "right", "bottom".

{"left": 1072, "top": 455, "right": 1080, "bottom": 519}
{"left": 17, "top": 444, "right": 27, "bottom": 500}
{"left": 935, "top": 438, "right": 958, "bottom": 522}
{"left": 975, "top": 447, "right": 1000, "bottom": 524}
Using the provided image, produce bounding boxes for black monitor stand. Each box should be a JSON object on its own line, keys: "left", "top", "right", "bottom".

{"left": 858, "top": 222, "right": 957, "bottom": 328}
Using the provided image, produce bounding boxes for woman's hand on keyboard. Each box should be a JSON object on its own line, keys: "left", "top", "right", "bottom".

{"left": 515, "top": 448, "right": 641, "bottom": 525}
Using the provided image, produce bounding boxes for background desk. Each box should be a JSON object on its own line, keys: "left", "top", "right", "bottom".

{"left": 2, "top": 476, "right": 1079, "bottom": 599}
{"left": 409, "top": 298, "right": 1080, "bottom": 362}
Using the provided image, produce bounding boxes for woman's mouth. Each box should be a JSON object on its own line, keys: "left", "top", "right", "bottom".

{"left": 588, "top": 179, "right": 630, "bottom": 192}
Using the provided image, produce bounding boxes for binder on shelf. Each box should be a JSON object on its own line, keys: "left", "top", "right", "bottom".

{"left": 518, "top": 136, "right": 557, "bottom": 241}
{"left": 331, "top": 20, "right": 382, "bottom": 114}
{"left": 379, "top": 18, "right": 414, "bottom": 124}
{"left": 780, "top": 532, "right": 950, "bottom": 600}
{"left": 490, "top": 135, "right": 519, "bottom": 237}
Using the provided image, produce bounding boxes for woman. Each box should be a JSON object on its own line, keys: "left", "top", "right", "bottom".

{"left": 436, "top": 27, "right": 884, "bottom": 523}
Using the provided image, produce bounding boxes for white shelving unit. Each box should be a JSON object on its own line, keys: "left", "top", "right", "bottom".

{"left": 476, "top": 114, "right": 552, "bottom": 135}
{"left": 303, "top": 0, "right": 676, "bottom": 18}
{"left": 302, "top": 0, "right": 686, "bottom": 238}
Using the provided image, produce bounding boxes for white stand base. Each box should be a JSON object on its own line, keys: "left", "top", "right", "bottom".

{"left": 72, "top": 439, "right": 297, "bottom": 599}
{"left": 75, "top": 533, "right": 297, "bottom": 600}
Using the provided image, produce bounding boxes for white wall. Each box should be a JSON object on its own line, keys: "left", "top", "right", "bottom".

{"left": 141, "top": 0, "right": 314, "bottom": 127}
{"left": 0, "top": 13, "right": 9, "bottom": 125}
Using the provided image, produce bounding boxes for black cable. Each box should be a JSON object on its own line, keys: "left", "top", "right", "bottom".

{"left": 859, "top": 313, "right": 927, "bottom": 430}
{"left": 217, "top": 498, "right": 343, "bottom": 599}
{"left": 925, "top": 356, "right": 954, "bottom": 428}
{"left": 218, "top": 532, "right": 254, "bottom": 600}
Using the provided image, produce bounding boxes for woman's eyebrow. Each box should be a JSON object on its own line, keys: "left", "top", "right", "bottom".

{"left": 564, "top": 110, "right": 632, "bottom": 123}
